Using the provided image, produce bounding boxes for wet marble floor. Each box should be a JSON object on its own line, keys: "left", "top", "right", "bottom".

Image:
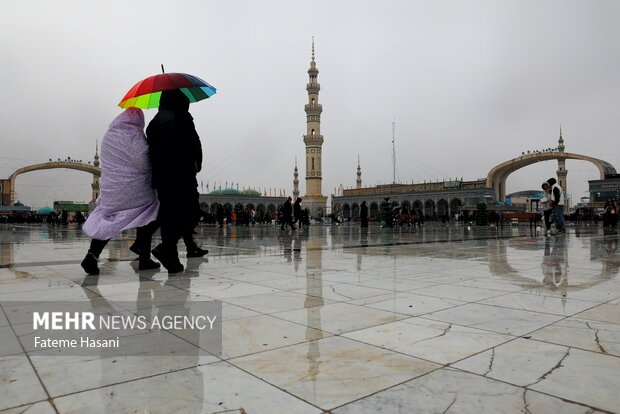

{"left": 1, "top": 223, "right": 619, "bottom": 413}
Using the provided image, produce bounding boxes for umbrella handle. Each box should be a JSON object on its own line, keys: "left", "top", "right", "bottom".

{"left": 161, "top": 64, "right": 165, "bottom": 73}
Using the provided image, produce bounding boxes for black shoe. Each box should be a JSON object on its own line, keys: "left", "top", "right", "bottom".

{"left": 129, "top": 243, "right": 141, "bottom": 255}
{"left": 167, "top": 262, "right": 184, "bottom": 274}
{"left": 139, "top": 258, "right": 161, "bottom": 270}
{"left": 81, "top": 253, "right": 99, "bottom": 275}
{"left": 152, "top": 245, "right": 184, "bottom": 273}
{"left": 187, "top": 247, "right": 208, "bottom": 258}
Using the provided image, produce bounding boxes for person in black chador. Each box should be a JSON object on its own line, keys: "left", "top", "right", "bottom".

{"left": 293, "top": 197, "right": 303, "bottom": 228}
{"left": 147, "top": 90, "right": 206, "bottom": 273}
{"left": 280, "top": 197, "right": 295, "bottom": 230}
{"left": 360, "top": 200, "right": 369, "bottom": 227}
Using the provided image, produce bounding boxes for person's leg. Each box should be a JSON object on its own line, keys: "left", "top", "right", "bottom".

{"left": 136, "top": 221, "right": 160, "bottom": 270}
{"left": 153, "top": 197, "right": 184, "bottom": 273}
{"left": 131, "top": 220, "right": 159, "bottom": 255}
{"left": 89, "top": 239, "right": 108, "bottom": 258}
{"left": 554, "top": 205, "right": 565, "bottom": 231}
{"left": 154, "top": 221, "right": 183, "bottom": 272}
{"left": 183, "top": 233, "right": 198, "bottom": 250}
{"left": 543, "top": 210, "right": 551, "bottom": 231}
{"left": 184, "top": 232, "right": 208, "bottom": 257}
{"left": 81, "top": 239, "right": 108, "bottom": 275}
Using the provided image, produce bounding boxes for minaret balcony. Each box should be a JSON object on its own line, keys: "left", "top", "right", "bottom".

{"left": 304, "top": 104, "right": 322, "bottom": 115}
{"left": 306, "top": 83, "right": 321, "bottom": 93}
{"left": 303, "top": 135, "right": 324, "bottom": 145}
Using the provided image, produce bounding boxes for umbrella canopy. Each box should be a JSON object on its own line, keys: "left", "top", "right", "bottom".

{"left": 118, "top": 73, "right": 216, "bottom": 109}
{"left": 36, "top": 206, "right": 55, "bottom": 215}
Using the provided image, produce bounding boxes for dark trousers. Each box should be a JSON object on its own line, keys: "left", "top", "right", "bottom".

{"left": 89, "top": 220, "right": 159, "bottom": 260}
{"left": 543, "top": 209, "right": 553, "bottom": 230}
{"left": 157, "top": 188, "right": 198, "bottom": 255}
{"left": 281, "top": 217, "right": 295, "bottom": 230}
{"left": 183, "top": 233, "right": 198, "bottom": 250}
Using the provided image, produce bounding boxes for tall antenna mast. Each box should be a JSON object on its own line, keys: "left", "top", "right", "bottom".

{"left": 392, "top": 119, "right": 396, "bottom": 184}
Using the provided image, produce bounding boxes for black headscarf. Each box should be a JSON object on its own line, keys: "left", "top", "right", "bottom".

{"left": 159, "top": 89, "right": 190, "bottom": 113}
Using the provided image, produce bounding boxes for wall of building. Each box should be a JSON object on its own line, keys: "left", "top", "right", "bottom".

{"left": 589, "top": 178, "right": 620, "bottom": 202}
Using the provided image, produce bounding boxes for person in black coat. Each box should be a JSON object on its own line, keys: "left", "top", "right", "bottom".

{"left": 146, "top": 90, "right": 202, "bottom": 272}
{"left": 280, "top": 197, "right": 295, "bottom": 230}
{"left": 293, "top": 197, "right": 303, "bottom": 228}
{"left": 360, "top": 200, "right": 369, "bottom": 227}
{"left": 216, "top": 203, "right": 225, "bottom": 228}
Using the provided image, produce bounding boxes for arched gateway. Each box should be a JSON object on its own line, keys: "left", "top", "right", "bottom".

{"left": 487, "top": 151, "right": 616, "bottom": 202}
{"left": 1, "top": 160, "right": 101, "bottom": 206}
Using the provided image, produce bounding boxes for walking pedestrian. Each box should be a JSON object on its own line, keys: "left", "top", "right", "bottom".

{"left": 280, "top": 197, "right": 295, "bottom": 230}
{"left": 547, "top": 177, "right": 565, "bottom": 233}
{"left": 603, "top": 198, "right": 618, "bottom": 228}
{"left": 250, "top": 207, "right": 256, "bottom": 226}
{"left": 81, "top": 108, "right": 160, "bottom": 275}
{"left": 293, "top": 197, "right": 302, "bottom": 228}
{"left": 147, "top": 90, "right": 202, "bottom": 272}
{"left": 216, "top": 203, "right": 224, "bottom": 228}
{"left": 360, "top": 200, "right": 369, "bottom": 227}
{"left": 541, "top": 182, "right": 554, "bottom": 236}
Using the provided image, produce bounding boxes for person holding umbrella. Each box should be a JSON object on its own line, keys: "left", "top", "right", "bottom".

{"left": 81, "top": 108, "right": 161, "bottom": 275}
{"left": 147, "top": 89, "right": 202, "bottom": 272}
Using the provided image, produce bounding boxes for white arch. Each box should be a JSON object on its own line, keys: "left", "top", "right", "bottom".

{"left": 486, "top": 152, "right": 617, "bottom": 201}
{"left": 8, "top": 161, "right": 101, "bottom": 205}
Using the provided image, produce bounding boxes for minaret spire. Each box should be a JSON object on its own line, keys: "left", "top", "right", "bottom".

{"left": 293, "top": 157, "right": 300, "bottom": 199}
{"left": 356, "top": 156, "right": 362, "bottom": 189}
{"left": 556, "top": 125, "right": 568, "bottom": 207}
{"left": 311, "top": 36, "right": 315, "bottom": 62}
{"left": 91, "top": 140, "right": 101, "bottom": 201}
{"left": 93, "top": 140, "right": 100, "bottom": 167}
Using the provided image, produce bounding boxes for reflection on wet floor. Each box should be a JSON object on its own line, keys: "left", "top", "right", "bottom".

{"left": 1, "top": 223, "right": 619, "bottom": 413}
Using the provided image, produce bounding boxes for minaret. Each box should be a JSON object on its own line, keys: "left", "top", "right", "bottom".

{"left": 94, "top": 140, "right": 100, "bottom": 167}
{"left": 91, "top": 140, "right": 100, "bottom": 201}
{"left": 556, "top": 126, "right": 568, "bottom": 207}
{"left": 303, "top": 37, "right": 327, "bottom": 217}
{"left": 293, "top": 158, "right": 300, "bottom": 199}
{"left": 356, "top": 156, "right": 362, "bottom": 189}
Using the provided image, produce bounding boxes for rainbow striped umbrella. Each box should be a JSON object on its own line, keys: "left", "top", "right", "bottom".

{"left": 118, "top": 71, "right": 216, "bottom": 109}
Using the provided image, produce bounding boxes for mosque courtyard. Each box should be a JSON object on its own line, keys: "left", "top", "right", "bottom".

{"left": 1, "top": 222, "right": 619, "bottom": 413}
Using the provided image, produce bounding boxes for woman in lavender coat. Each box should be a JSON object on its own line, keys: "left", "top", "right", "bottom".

{"left": 81, "top": 108, "right": 160, "bottom": 274}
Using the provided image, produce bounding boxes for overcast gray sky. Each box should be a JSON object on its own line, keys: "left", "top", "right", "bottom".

{"left": 2, "top": 0, "right": 619, "bottom": 208}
